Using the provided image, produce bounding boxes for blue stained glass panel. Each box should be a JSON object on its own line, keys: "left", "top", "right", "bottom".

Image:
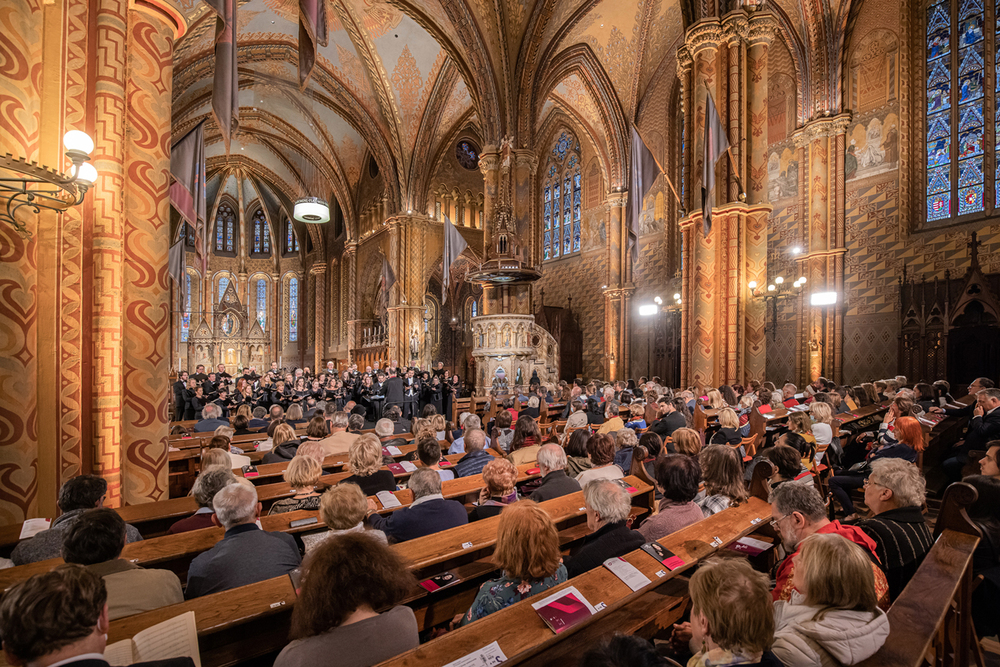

{"left": 219, "top": 277, "right": 229, "bottom": 302}
{"left": 574, "top": 204, "right": 581, "bottom": 222}
{"left": 181, "top": 274, "right": 191, "bottom": 342}
{"left": 563, "top": 218, "right": 571, "bottom": 255}
{"left": 958, "top": 45, "right": 984, "bottom": 103}
{"left": 471, "top": 300, "right": 478, "bottom": 318}
{"left": 928, "top": 136, "right": 952, "bottom": 168}
{"left": 959, "top": 184, "right": 984, "bottom": 213}
{"left": 568, "top": 155, "right": 578, "bottom": 169}
{"left": 958, "top": 126, "right": 984, "bottom": 157}
{"left": 256, "top": 279, "right": 267, "bottom": 329}
{"left": 254, "top": 223, "right": 261, "bottom": 252}
{"left": 289, "top": 278, "right": 298, "bottom": 341}
{"left": 573, "top": 219, "right": 581, "bottom": 253}
{"left": 959, "top": 159, "right": 984, "bottom": 186}
{"left": 959, "top": 14, "right": 984, "bottom": 45}
{"left": 927, "top": 61, "right": 952, "bottom": 113}
{"left": 553, "top": 184, "right": 560, "bottom": 201}
{"left": 226, "top": 219, "right": 233, "bottom": 252}
{"left": 216, "top": 221, "right": 224, "bottom": 250}
{"left": 928, "top": 193, "right": 952, "bottom": 220}
{"left": 544, "top": 186, "right": 551, "bottom": 202}
{"left": 928, "top": 165, "right": 951, "bottom": 193}
{"left": 960, "top": 103, "right": 985, "bottom": 130}
{"left": 544, "top": 231, "right": 551, "bottom": 260}
{"left": 548, "top": 164, "right": 557, "bottom": 178}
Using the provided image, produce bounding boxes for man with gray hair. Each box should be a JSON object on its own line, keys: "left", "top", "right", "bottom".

{"left": 855, "top": 458, "right": 932, "bottom": 600}
{"left": 316, "top": 411, "right": 358, "bottom": 456}
{"left": 347, "top": 412, "right": 365, "bottom": 433}
{"left": 194, "top": 402, "right": 228, "bottom": 432}
{"left": 374, "top": 417, "right": 396, "bottom": 440}
{"left": 454, "top": 428, "right": 494, "bottom": 477}
{"left": 564, "top": 479, "right": 643, "bottom": 577}
{"left": 249, "top": 406, "right": 269, "bottom": 429}
{"left": 769, "top": 481, "right": 885, "bottom": 602}
{"left": 448, "top": 414, "right": 492, "bottom": 454}
{"left": 168, "top": 467, "right": 237, "bottom": 534}
{"left": 530, "top": 444, "right": 582, "bottom": 503}
{"left": 597, "top": 400, "right": 624, "bottom": 435}
{"left": 364, "top": 468, "right": 467, "bottom": 542}
{"left": 184, "top": 483, "right": 300, "bottom": 599}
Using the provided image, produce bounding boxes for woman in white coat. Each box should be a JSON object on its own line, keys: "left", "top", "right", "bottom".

{"left": 772, "top": 533, "right": 890, "bottom": 667}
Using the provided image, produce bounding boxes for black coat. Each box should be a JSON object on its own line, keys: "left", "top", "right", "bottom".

{"left": 383, "top": 377, "right": 405, "bottom": 405}
{"left": 564, "top": 521, "right": 645, "bottom": 578}
{"left": 528, "top": 470, "right": 582, "bottom": 503}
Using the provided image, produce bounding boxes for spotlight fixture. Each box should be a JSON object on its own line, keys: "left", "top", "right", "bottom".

{"left": 293, "top": 197, "right": 330, "bottom": 223}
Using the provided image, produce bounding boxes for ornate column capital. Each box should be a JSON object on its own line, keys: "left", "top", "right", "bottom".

{"left": 721, "top": 12, "right": 749, "bottom": 43}
{"left": 478, "top": 151, "right": 500, "bottom": 174}
{"left": 343, "top": 241, "right": 358, "bottom": 257}
{"left": 685, "top": 19, "right": 723, "bottom": 55}
{"left": 309, "top": 263, "right": 327, "bottom": 276}
{"left": 746, "top": 13, "right": 777, "bottom": 47}
{"left": 676, "top": 45, "right": 694, "bottom": 76}
{"left": 604, "top": 191, "right": 628, "bottom": 210}
{"left": 514, "top": 150, "right": 538, "bottom": 175}
{"left": 792, "top": 112, "right": 853, "bottom": 146}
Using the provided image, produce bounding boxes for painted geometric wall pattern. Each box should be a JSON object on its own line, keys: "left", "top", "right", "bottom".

{"left": 535, "top": 250, "right": 605, "bottom": 379}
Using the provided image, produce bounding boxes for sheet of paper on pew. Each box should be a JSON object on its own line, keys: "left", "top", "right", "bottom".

{"left": 230, "top": 453, "right": 252, "bottom": 468}
{"left": 388, "top": 461, "right": 418, "bottom": 474}
{"left": 726, "top": 536, "right": 774, "bottom": 557}
{"left": 377, "top": 490, "right": 402, "bottom": 508}
{"left": 603, "top": 556, "right": 651, "bottom": 591}
{"left": 383, "top": 445, "right": 403, "bottom": 456}
{"left": 640, "top": 542, "right": 685, "bottom": 570}
{"left": 420, "top": 571, "right": 460, "bottom": 592}
{"left": 531, "top": 585, "right": 599, "bottom": 634}
{"left": 104, "top": 611, "right": 201, "bottom": 667}
{"left": 443, "top": 640, "right": 508, "bottom": 667}
{"left": 19, "top": 518, "right": 50, "bottom": 539}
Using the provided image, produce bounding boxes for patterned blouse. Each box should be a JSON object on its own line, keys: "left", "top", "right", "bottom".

{"left": 461, "top": 564, "right": 568, "bottom": 625}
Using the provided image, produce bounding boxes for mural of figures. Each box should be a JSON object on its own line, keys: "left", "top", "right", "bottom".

{"left": 847, "top": 111, "right": 900, "bottom": 181}
{"left": 767, "top": 148, "right": 799, "bottom": 201}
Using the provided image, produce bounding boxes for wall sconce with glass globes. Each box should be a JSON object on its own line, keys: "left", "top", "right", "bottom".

{"left": 0, "top": 130, "right": 99, "bottom": 238}
{"left": 748, "top": 275, "right": 805, "bottom": 340}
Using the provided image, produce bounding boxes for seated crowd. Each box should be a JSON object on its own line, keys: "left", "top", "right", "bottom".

{"left": 2, "top": 371, "right": 996, "bottom": 667}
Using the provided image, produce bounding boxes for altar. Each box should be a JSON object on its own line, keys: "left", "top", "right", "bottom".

{"left": 185, "top": 281, "right": 271, "bottom": 375}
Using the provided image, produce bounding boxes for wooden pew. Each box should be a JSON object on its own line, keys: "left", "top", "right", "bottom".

{"left": 856, "top": 481, "right": 981, "bottom": 667}
{"left": 16, "top": 480, "right": 654, "bottom": 667}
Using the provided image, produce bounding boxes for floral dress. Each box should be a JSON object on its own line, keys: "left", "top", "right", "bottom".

{"left": 461, "top": 564, "right": 568, "bottom": 625}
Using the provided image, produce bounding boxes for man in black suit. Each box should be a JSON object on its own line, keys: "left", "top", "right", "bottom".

{"left": 215, "top": 363, "right": 231, "bottom": 381}
{"left": 172, "top": 371, "right": 188, "bottom": 421}
{"left": 942, "top": 387, "right": 1000, "bottom": 481}
{"left": 383, "top": 369, "right": 405, "bottom": 414}
{"left": 649, "top": 397, "right": 687, "bottom": 442}
{"left": 190, "top": 364, "right": 208, "bottom": 383}
{"left": 928, "top": 377, "right": 994, "bottom": 417}
{"left": 0, "top": 563, "right": 195, "bottom": 667}
{"left": 364, "top": 468, "right": 467, "bottom": 542}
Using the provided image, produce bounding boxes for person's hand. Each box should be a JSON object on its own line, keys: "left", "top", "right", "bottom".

{"left": 366, "top": 498, "right": 378, "bottom": 514}
{"left": 670, "top": 622, "right": 693, "bottom": 651}
{"left": 478, "top": 487, "right": 490, "bottom": 504}
{"left": 974, "top": 404, "right": 984, "bottom": 418}
{"left": 448, "top": 612, "right": 465, "bottom": 631}
{"left": 929, "top": 406, "right": 944, "bottom": 414}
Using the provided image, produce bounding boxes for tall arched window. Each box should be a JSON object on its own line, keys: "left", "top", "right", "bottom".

{"left": 255, "top": 278, "right": 267, "bottom": 330}
{"left": 288, "top": 277, "right": 298, "bottom": 341}
{"left": 542, "top": 132, "right": 582, "bottom": 260}
{"left": 251, "top": 208, "right": 270, "bottom": 256}
{"left": 285, "top": 218, "right": 299, "bottom": 254}
{"left": 218, "top": 275, "right": 230, "bottom": 302}
{"left": 181, "top": 274, "right": 192, "bottom": 342}
{"left": 214, "top": 201, "right": 236, "bottom": 254}
{"left": 924, "top": 0, "right": 998, "bottom": 222}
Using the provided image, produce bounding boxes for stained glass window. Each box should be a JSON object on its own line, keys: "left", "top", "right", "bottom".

{"left": 542, "top": 132, "right": 582, "bottom": 260}
{"left": 181, "top": 273, "right": 191, "bottom": 342}
{"left": 455, "top": 141, "right": 480, "bottom": 170}
{"left": 285, "top": 219, "right": 299, "bottom": 253}
{"left": 214, "top": 203, "right": 236, "bottom": 253}
{"left": 185, "top": 223, "right": 195, "bottom": 248}
{"left": 288, "top": 277, "right": 298, "bottom": 341}
{"left": 256, "top": 279, "right": 267, "bottom": 330}
{"left": 218, "top": 276, "right": 229, "bottom": 302}
{"left": 471, "top": 299, "right": 478, "bottom": 318}
{"left": 925, "top": 0, "right": 997, "bottom": 221}
{"left": 251, "top": 209, "right": 270, "bottom": 255}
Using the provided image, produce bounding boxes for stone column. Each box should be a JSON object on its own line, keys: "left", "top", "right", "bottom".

{"left": 514, "top": 151, "right": 537, "bottom": 264}
{"left": 344, "top": 243, "right": 357, "bottom": 361}
{"left": 603, "top": 192, "right": 627, "bottom": 380}
{"left": 479, "top": 148, "right": 499, "bottom": 241}
{"left": 271, "top": 272, "right": 281, "bottom": 363}
{"left": 311, "top": 263, "right": 326, "bottom": 371}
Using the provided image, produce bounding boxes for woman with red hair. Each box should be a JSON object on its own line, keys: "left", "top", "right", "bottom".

{"left": 830, "top": 415, "right": 924, "bottom": 521}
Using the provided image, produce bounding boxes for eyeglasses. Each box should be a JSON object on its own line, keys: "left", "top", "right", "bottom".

{"left": 863, "top": 478, "right": 884, "bottom": 488}
{"left": 769, "top": 513, "right": 794, "bottom": 530}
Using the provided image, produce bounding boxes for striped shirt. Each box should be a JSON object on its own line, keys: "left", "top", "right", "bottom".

{"left": 856, "top": 506, "right": 933, "bottom": 601}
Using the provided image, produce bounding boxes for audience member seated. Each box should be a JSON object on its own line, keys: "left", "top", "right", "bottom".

{"left": 771, "top": 533, "right": 889, "bottom": 666}
{"left": 565, "top": 429, "right": 593, "bottom": 477}
{"left": 374, "top": 418, "right": 396, "bottom": 441}
{"left": 761, "top": 445, "right": 812, "bottom": 489}
{"left": 231, "top": 414, "right": 253, "bottom": 436}
{"left": 942, "top": 387, "right": 1000, "bottom": 481}
{"left": 249, "top": 406, "right": 269, "bottom": 429}
{"left": 385, "top": 404, "right": 411, "bottom": 434}
{"left": 708, "top": 408, "right": 742, "bottom": 448}
{"left": 169, "top": 467, "right": 237, "bottom": 533}
{"left": 12, "top": 475, "right": 143, "bottom": 566}
{"left": 580, "top": 634, "right": 671, "bottom": 667}
{"left": 340, "top": 434, "right": 397, "bottom": 495}
{"left": 296, "top": 440, "right": 328, "bottom": 467}
{"left": 301, "top": 483, "right": 387, "bottom": 552}
{"left": 962, "top": 474, "right": 1000, "bottom": 639}
{"left": 286, "top": 403, "right": 306, "bottom": 429}
{"left": 0, "top": 565, "right": 195, "bottom": 667}
{"left": 677, "top": 558, "right": 781, "bottom": 667}
{"left": 769, "top": 482, "right": 888, "bottom": 605}
{"left": 565, "top": 399, "right": 589, "bottom": 431}
{"left": 455, "top": 428, "right": 495, "bottom": 477}
{"left": 695, "top": 445, "right": 748, "bottom": 517}
{"left": 650, "top": 398, "right": 688, "bottom": 441}
{"left": 262, "top": 423, "right": 303, "bottom": 464}
{"left": 624, "top": 403, "right": 647, "bottom": 431}
{"left": 268, "top": 457, "right": 325, "bottom": 515}
{"left": 575, "top": 434, "right": 625, "bottom": 487}
{"left": 347, "top": 412, "right": 365, "bottom": 433}
{"left": 638, "top": 433, "right": 664, "bottom": 482}
{"left": 62, "top": 508, "right": 183, "bottom": 620}
{"left": 461, "top": 501, "right": 568, "bottom": 625}
{"left": 529, "top": 444, "right": 582, "bottom": 502}
{"left": 564, "top": 479, "right": 644, "bottom": 577}
{"left": 469, "top": 459, "right": 519, "bottom": 521}
{"left": 417, "top": 435, "right": 455, "bottom": 482}
{"left": 809, "top": 402, "right": 835, "bottom": 460}
{"left": 980, "top": 440, "right": 1000, "bottom": 477}
{"left": 493, "top": 410, "right": 515, "bottom": 452}
{"left": 314, "top": 412, "right": 357, "bottom": 457}
{"left": 597, "top": 401, "right": 624, "bottom": 435}
{"left": 184, "top": 483, "right": 301, "bottom": 599}
{"left": 612, "top": 428, "right": 639, "bottom": 472}
{"left": 522, "top": 395, "right": 541, "bottom": 419}
{"left": 365, "top": 468, "right": 467, "bottom": 542}
{"left": 193, "top": 403, "right": 229, "bottom": 432}
{"left": 672, "top": 428, "right": 702, "bottom": 457}
{"left": 449, "top": 415, "right": 491, "bottom": 454}
{"left": 637, "top": 454, "right": 705, "bottom": 542}
{"left": 273, "top": 534, "right": 418, "bottom": 667}
{"left": 507, "top": 416, "right": 542, "bottom": 465}
{"left": 586, "top": 396, "right": 606, "bottom": 425}
{"left": 830, "top": 415, "right": 923, "bottom": 520}
{"left": 302, "top": 415, "right": 329, "bottom": 442}
{"left": 853, "top": 458, "right": 932, "bottom": 601}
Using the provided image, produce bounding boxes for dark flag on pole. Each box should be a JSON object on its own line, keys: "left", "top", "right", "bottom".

{"left": 701, "top": 91, "right": 730, "bottom": 237}
{"left": 169, "top": 120, "right": 207, "bottom": 273}
{"left": 168, "top": 238, "right": 185, "bottom": 287}
{"left": 442, "top": 214, "right": 468, "bottom": 304}
{"left": 203, "top": 0, "right": 239, "bottom": 150}
{"left": 378, "top": 252, "right": 396, "bottom": 320}
{"left": 299, "top": 0, "right": 328, "bottom": 87}
{"left": 627, "top": 125, "right": 661, "bottom": 263}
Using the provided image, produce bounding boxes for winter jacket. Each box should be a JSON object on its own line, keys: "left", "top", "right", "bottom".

{"left": 771, "top": 593, "right": 889, "bottom": 667}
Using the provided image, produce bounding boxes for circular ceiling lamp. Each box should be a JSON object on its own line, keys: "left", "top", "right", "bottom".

{"left": 293, "top": 197, "right": 330, "bottom": 224}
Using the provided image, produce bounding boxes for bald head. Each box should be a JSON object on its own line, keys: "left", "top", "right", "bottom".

{"left": 464, "top": 428, "right": 486, "bottom": 453}
{"left": 537, "top": 444, "right": 567, "bottom": 474}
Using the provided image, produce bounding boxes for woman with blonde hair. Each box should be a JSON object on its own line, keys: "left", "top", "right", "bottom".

{"left": 470, "top": 459, "right": 519, "bottom": 521}
{"left": 235, "top": 404, "right": 253, "bottom": 421}
{"left": 680, "top": 558, "right": 780, "bottom": 666}
{"left": 340, "top": 433, "right": 396, "bottom": 495}
{"left": 696, "top": 445, "right": 748, "bottom": 517}
{"left": 262, "top": 423, "right": 302, "bottom": 463}
{"left": 430, "top": 413, "right": 447, "bottom": 439}
{"left": 301, "top": 483, "right": 387, "bottom": 552}
{"left": 809, "top": 401, "right": 834, "bottom": 460}
{"left": 672, "top": 427, "right": 703, "bottom": 457}
{"left": 268, "top": 456, "right": 324, "bottom": 515}
{"left": 709, "top": 407, "right": 742, "bottom": 448}
{"left": 286, "top": 402, "right": 306, "bottom": 427}
{"left": 771, "top": 533, "right": 889, "bottom": 666}
{"left": 706, "top": 389, "right": 726, "bottom": 411}
{"left": 787, "top": 412, "right": 817, "bottom": 460}
{"left": 461, "top": 501, "right": 567, "bottom": 624}
{"left": 200, "top": 447, "right": 231, "bottom": 470}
